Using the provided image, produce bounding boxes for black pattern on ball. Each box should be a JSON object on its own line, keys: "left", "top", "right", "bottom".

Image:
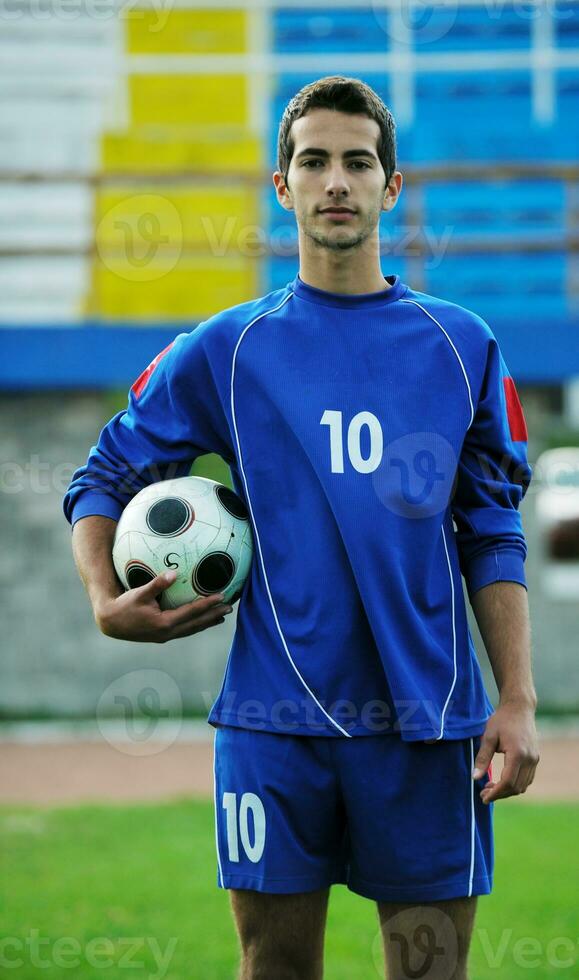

{"left": 216, "top": 485, "right": 249, "bottom": 521}
{"left": 193, "top": 552, "right": 235, "bottom": 594}
{"left": 146, "top": 497, "right": 191, "bottom": 536}
{"left": 126, "top": 563, "right": 156, "bottom": 589}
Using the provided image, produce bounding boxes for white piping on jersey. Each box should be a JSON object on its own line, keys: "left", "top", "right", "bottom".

{"left": 213, "top": 731, "right": 224, "bottom": 887}
{"left": 401, "top": 298, "right": 475, "bottom": 429}
{"left": 468, "top": 738, "right": 476, "bottom": 897}
{"left": 230, "top": 290, "right": 353, "bottom": 738}
{"left": 436, "top": 523, "right": 458, "bottom": 740}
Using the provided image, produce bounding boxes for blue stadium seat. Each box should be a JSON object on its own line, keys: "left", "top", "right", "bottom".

{"left": 422, "top": 180, "right": 565, "bottom": 238}
{"left": 409, "top": 4, "right": 531, "bottom": 51}
{"left": 555, "top": 0, "right": 579, "bottom": 47}
{"left": 424, "top": 251, "right": 568, "bottom": 321}
{"left": 273, "top": 7, "right": 390, "bottom": 53}
{"left": 408, "top": 71, "right": 534, "bottom": 161}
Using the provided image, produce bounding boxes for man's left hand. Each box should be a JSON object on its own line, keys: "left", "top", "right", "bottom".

{"left": 472, "top": 702, "right": 540, "bottom": 804}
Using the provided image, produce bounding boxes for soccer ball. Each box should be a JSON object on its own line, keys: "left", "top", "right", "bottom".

{"left": 112, "top": 476, "right": 253, "bottom": 609}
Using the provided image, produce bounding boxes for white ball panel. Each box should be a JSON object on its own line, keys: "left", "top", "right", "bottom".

{"left": 112, "top": 476, "right": 253, "bottom": 610}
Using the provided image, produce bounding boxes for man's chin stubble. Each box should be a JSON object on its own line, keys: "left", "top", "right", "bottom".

{"left": 305, "top": 229, "right": 370, "bottom": 252}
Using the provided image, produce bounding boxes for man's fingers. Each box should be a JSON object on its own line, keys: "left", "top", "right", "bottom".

{"left": 139, "top": 570, "right": 178, "bottom": 599}
{"left": 161, "top": 593, "right": 230, "bottom": 627}
{"left": 517, "top": 760, "right": 538, "bottom": 795}
{"left": 480, "top": 742, "right": 540, "bottom": 802}
{"left": 481, "top": 760, "right": 522, "bottom": 803}
{"left": 472, "top": 733, "right": 498, "bottom": 780}
{"left": 165, "top": 608, "right": 229, "bottom": 640}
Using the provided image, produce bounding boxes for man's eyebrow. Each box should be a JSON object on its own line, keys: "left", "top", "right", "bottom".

{"left": 295, "top": 147, "right": 378, "bottom": 160}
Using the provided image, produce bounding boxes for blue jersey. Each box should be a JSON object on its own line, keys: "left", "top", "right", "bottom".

{"left": 63, "top": 273, "right": 531, "bottom": 741}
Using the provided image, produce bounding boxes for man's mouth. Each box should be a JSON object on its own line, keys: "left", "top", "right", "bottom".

{"left": 318, "top": 207, "right": 357, "bottom": 221}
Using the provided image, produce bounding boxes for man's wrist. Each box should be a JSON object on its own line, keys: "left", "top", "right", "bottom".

{"left": 92, "top": 587, "right": 124, "bottom": 622}
{"left": 498, "top": 691, "right": 538, "bottom": 710}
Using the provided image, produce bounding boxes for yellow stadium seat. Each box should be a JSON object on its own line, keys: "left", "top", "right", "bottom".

{"left": 130, "top": 75, "right": 247, "bottom": 126}
{"left": 85, "top": 257, "right": 259, "bottom": 320}
{"left": 101, "top": 129, "right": 262, "bottom": 175}
{"left": 95, "top": 186, "right": 260, "bottom": 252}
{"left": 126, "top": 9, "right": 247, "bottom": 55}
{"left": 88, "top": 17, "right": 263, "bottom": 323}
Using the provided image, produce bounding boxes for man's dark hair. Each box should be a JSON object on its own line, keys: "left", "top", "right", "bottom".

{"left": 277, "top": 75, "right": 397, "bottom": 186}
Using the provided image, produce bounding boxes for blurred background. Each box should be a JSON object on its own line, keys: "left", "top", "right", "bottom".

{"left": 1, "top": 0, "right": 578, "bottom": 721}
{"left": 1, "top": 2, "right": 579, "bottom": 978}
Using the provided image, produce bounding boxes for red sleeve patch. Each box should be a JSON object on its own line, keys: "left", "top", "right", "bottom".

{"left": 502, "top": 376, "right": 528, "bottom": 442}
{"left": 131, "top": 342, "right": 175, "bottom": 399}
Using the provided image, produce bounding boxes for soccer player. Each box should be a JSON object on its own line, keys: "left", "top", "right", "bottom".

{"left": 64, "top": 76, "right": 540, "bottom": 979}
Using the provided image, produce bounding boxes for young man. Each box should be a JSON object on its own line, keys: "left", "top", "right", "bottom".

{"left": 64, "top": 76, "right": 539, "bottom": 979}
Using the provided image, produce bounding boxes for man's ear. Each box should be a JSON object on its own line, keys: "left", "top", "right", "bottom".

{"left": 382, "top": 170, "right": 403, "bottom": 212}
{"left": 273, "top": 171, "right": 294, "bottom": 212}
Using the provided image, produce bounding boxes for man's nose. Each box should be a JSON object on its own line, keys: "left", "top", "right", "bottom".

{"left": 324, "top": 166, "right": 350, "bottom": 196}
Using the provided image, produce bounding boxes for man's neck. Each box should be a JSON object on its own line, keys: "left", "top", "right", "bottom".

{"left": 297, "top": 239, "right": 389, "bottom": 296}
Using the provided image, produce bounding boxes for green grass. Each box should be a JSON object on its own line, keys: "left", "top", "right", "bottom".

{"left": 0, "top": 801, "right": 577, "bottom": 979}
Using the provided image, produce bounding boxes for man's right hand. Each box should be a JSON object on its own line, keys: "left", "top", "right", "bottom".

{"left": 94, "top": 570, "right": 233, "bottom": 644}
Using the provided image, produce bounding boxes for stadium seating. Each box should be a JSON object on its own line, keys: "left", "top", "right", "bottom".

{"left": 1, "top": 0, "right": 578, "bottom": 380}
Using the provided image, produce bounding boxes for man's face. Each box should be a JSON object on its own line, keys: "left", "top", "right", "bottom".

{"left": 275, "top": 108, "right": 394, "bottom": 253}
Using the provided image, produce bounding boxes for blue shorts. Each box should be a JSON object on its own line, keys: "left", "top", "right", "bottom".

{"left": 213, "top": 727, "right": 493, "bottom": 903}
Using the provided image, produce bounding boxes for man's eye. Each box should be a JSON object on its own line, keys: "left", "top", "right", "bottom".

{"left": 301, "top": 159, "right": 371, "bottom": 170}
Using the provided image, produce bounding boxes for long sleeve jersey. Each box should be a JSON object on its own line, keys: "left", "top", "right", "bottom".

{"left": 63, "top": 273, "right": 532, "bottom": 741}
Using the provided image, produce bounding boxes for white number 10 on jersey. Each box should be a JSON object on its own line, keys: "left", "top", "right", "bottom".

{"left": 320, "top": 409, "right": 384, "bottom": 474}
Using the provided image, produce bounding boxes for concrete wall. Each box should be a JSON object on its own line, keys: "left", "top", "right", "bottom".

{"left": 0, "top": 393, "right": 230, "bottom": 721}
{"left": 0, "top": 393, "right": 577, "bottom": 721}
